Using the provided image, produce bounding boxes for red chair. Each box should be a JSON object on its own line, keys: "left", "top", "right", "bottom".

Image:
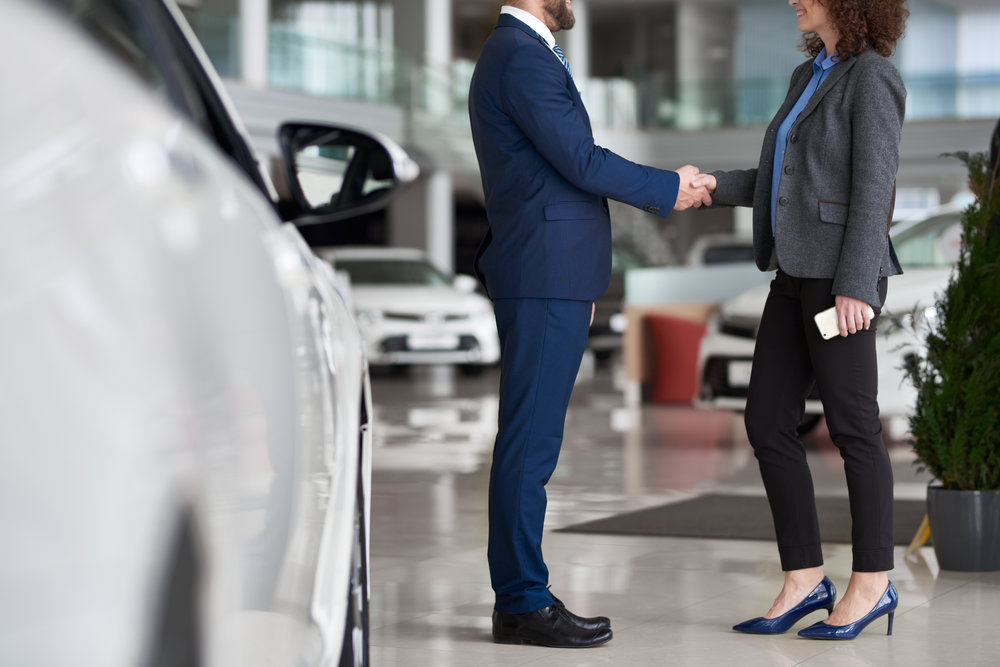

{"left": 645, "top": 313, "right": 707, "bottom": 404}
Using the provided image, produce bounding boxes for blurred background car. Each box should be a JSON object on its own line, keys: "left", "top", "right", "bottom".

{"left": 696, "top": 204, "right": 964, "bottom": 438}
{"left": 0, "top": 1, "right": 417, "bottom": 666}
{"left": 590, "top": 235, "right": 754, "bottom": 363}
{"left": 316, "top": 246, "right": 500, "bottom": 374}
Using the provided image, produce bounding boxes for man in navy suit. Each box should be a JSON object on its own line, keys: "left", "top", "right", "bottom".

{"left": 469, "top": 0, "right": 710, "bottom": 648}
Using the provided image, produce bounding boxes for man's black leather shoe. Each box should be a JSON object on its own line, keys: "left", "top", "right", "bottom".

{"left": 492, "top": 605, "right": 613, "bottom": 648}
{"left": 549, "top": 592, "right": 611, "bottom": 631}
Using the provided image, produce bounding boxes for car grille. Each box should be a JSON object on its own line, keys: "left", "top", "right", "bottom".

{"left": 384, "top": 311, "right": 469, "bottom": 322}
{"left": 703, "top": 356, "right": 751, "bottom": 398}
{"left": 702, "top": 356, "right": 820, "bottom": 401}
{"left": 380, "top": 335, "right": 480, "bottom": 353}
{"left": 719, "top": 315, "right": 759, "bottom": 339}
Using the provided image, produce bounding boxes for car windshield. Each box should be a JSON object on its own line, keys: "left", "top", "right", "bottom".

{"left": 891, "top": 212, "right": 963, "bottom": 268}
{"left": 336, "top": 258, "right": 452, "bottom": 286}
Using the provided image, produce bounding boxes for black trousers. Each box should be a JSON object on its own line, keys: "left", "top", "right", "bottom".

{"left": 744, "top": 271, "right": 893, "bottom": 573}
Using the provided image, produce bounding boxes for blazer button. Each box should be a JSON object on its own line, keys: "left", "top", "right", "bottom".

{"left": 778, "top": 196, "right": 789, "bottom": 206}
{"left": 645, "top": 205, "right": 660, "bottom": 213}
{"left": 784, "top": 165, "right": 794, "bottom": 175}
{"left": 789, "top": 134, "right": 798, "bottom": 143}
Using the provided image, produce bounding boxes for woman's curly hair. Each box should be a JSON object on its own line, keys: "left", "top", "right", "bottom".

{"left": 801, "top": 0, "right": 909, "bottom": 59}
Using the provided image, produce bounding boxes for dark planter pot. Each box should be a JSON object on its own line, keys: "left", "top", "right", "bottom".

{"left": 926, "top": 486, "right": 1000, "bottom": 571}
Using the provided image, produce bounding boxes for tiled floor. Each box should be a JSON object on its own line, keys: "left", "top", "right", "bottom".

{"left": 367, "top": 358, "right": 999, "bottom": 666}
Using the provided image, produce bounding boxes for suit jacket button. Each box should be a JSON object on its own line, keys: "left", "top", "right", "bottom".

{"left": 790, "top": 134, "right": 799, "bottom": 143}
{"left": 784, "top": 165, "right": 794, "bottom": 175}
{"left": 778, "top": 196, "right": 789, "bottom": 206}
{"left": 645, "top": 205, "right": 659, "bottom": 213}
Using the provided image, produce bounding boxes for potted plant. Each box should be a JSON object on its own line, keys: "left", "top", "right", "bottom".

{"left": 903, "top": 145, "right": 1000, "bottom": 571}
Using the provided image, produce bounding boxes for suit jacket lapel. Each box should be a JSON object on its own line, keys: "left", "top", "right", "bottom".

{"left": 795, "top": 57, "right": 857, "bottom": 124}
{"left": 495, "top": 13, "right": 587, "bottom": 123}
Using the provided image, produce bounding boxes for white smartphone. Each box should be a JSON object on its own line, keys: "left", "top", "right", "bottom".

{"left": 814, "top": 305, "right": 876, "bottom": 340}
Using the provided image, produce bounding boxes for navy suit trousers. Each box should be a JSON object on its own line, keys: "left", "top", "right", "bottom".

{"left": 488, "top": 297, "right": 591, "bottom": 614}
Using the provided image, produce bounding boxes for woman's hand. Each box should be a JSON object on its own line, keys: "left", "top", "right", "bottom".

{"left": 835, "top": 295, "right": 872, "bottom": 337}
{"left": 690, "top": 173, "right": 717, "bottom": 194}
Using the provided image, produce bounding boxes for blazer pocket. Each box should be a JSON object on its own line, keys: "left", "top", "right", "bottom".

{"left": 818, "top": 200, "right": 849, "bottom": 226}
{"left": 544, "top": 201, "right": 597, "bottom": 221}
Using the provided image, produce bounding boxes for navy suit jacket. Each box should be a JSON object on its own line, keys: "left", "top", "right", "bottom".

{"left": 469, "top": 14, "right": 680, "bottom": 301}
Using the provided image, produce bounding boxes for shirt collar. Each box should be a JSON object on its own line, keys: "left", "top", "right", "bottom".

{"left": 813, "top": 47, "right": 839, "bottom": 73}
{"left": 501, "top": 5, "right": 556, "bottom": 48}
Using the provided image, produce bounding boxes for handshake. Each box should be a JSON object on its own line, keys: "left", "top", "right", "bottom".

{"left": 672, "top": 165, "right": 717, "bottom": 211}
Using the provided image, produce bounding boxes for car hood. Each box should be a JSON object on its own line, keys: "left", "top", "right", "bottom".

{"left": 718, "top": 267, "right": 953, "bottom": 321}
{"left": 880, "top": 267, "right": 953, "bottom": 315}
{"left": 350, "top": 286, "right": 492, "bottom": 314}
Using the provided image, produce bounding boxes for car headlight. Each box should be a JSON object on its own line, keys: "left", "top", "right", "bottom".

{"left": 356, "top": 309, "right": 384, "bottom": 327}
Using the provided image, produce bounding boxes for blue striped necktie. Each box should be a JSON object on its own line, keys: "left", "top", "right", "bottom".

{"left": 552, "top": 43, "right": 573, "bottom": 78}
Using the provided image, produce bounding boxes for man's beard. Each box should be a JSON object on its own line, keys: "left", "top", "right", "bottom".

{"left": 543, "top": 0, "right": 575, "bottom": 31}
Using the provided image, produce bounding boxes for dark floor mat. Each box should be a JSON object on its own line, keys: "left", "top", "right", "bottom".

{"left": 556, "top": 493, "right": 927, "bottom": 545}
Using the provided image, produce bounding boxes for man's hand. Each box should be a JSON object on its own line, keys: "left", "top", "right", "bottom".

{"left": 674, "top": 165, "right": 713, "bottom": 210}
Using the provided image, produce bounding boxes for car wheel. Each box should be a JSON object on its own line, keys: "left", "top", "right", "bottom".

{"left": 593, "top": 349, "right": 614, "bottom": 365}
{"left": 339, "top": 473, "right": 370, "bottom": 666}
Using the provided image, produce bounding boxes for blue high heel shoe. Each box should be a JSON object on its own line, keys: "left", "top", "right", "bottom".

{"left": 732, "top": 576, "right": 836, "bottom": 634}
{"left": 797, "top": 581, "right": 898, "bottom": 640}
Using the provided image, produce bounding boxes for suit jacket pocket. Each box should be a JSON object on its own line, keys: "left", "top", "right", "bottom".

{"left": 544, "top": 201, "right": 597, "bottom": 221}
{"left": 818, "top": 200, "right": 849, "bottom": 225}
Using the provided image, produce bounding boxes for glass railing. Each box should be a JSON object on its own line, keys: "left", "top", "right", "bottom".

{"left": 182, "top": 10, "right": 239, "bottom": 79}
{"left": 185, "top": 12, "right": 1000, "bottom": 131}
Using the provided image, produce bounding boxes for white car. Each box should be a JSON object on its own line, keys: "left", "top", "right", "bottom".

{"left": 697, "top": 205, "right": 964, "bottom": 436}
{"left": 316, "top": 247, "right": 501, "bottom": 372}
{"left": 0, "top": 1, "right": 416, "bottom": 666}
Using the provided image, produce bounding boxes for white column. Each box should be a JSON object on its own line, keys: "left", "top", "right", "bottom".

{"left": 675, "top": 1, "right": 732, "bottom": 130}
{"left": 427, "top": 170, "right": 455, "bottom": 274}
{"left": 388, "top": 170, "right": 454, "bottom": 274}
{"left": 239, "top": 0, "right": 270, "bottom": 88}
{"left": 562, "top": 0, "right": 590, "bottom": 84}
{"left": 393, "top": 0, "right": 453, "bottom": 112}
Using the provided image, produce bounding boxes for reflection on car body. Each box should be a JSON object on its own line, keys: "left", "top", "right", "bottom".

{"left": 1, "top": 1, "right": 417, "bottom": 665}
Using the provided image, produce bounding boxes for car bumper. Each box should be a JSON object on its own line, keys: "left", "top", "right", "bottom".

{"left": 696, "top": 327, "right": 919, "bottom": 420}
{"left": 360, "top": 319, "right": 500, "bottom": 366}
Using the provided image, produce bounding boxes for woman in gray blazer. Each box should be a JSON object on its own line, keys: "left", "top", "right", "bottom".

{"left": 694, "top": 0, "right": 909, "bottom": 640}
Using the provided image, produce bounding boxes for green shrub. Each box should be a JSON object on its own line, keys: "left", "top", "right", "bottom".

{"left": 905, "top": 148, "right": 1000, "bottom": 490}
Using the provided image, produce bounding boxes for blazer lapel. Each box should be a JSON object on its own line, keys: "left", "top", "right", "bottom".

{"left": 760, "top": 61, "right": 813, "bottom": 158}
{"left": 795, "top": 57, "right": 857, "bottom": 124}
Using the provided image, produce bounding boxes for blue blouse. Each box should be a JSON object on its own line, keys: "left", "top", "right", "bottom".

{"left": 771, "top": 48, "right": 839, "bottom": 233}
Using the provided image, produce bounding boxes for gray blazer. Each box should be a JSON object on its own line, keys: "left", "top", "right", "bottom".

{"left": 712, "top": 49, "right": 906, "bottom": 308}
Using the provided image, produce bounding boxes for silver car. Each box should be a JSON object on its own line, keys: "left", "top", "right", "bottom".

{"left": 696, "top": 205, "right": 963, "bottom": 438}
{"left": 0, "top": 1, "right": 416, "bottom": 665}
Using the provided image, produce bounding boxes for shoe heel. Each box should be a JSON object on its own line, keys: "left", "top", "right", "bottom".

{"left": 825, "top": 603, "right": 834, "bottom": 614}
{"left": 886, "top": 611, "right": 894, "bottom": 636}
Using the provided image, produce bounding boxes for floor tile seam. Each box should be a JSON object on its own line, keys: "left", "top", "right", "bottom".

{"left": 370, "top": 644, "right": 547, "bottom": 666}
{"left": 907, "top": 574, "right": 991, "bottom": 604}
{"left": 369, "top": 610, "right": 439, "bottom": 633}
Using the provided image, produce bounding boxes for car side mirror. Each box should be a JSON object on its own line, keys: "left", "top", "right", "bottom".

{"left": 278, "top": 122, "right": 419, "bottom": 224}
